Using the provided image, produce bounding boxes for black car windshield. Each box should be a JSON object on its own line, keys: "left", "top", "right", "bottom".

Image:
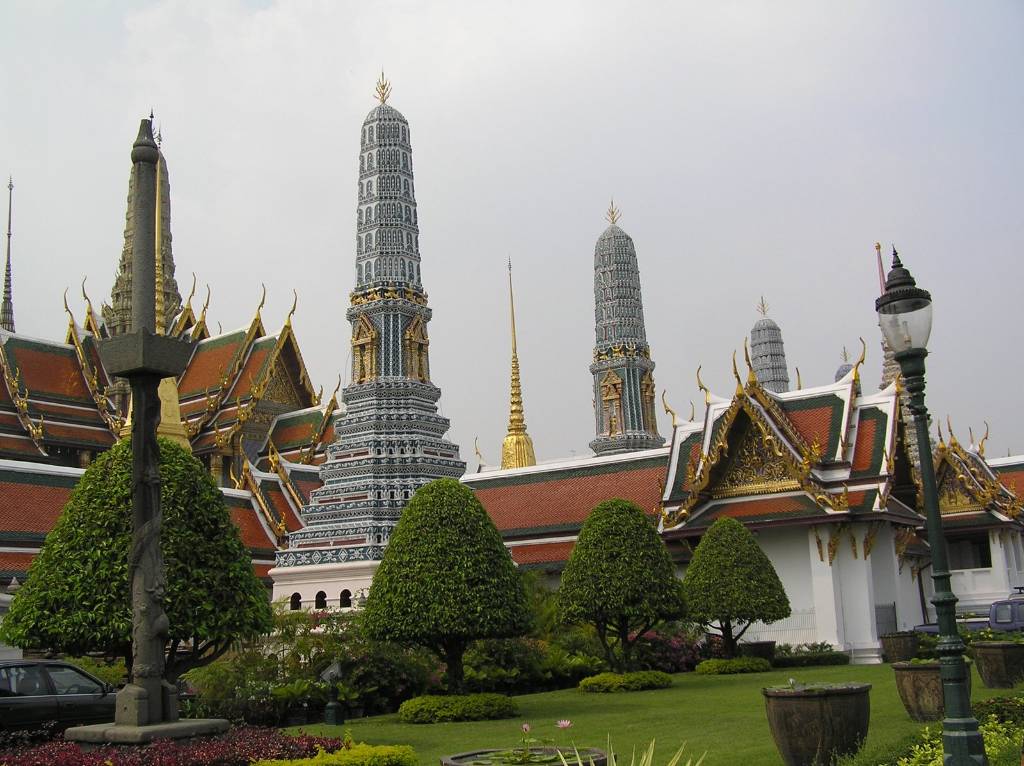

{"left": 0, "top": 665, "right": 49, "bottom": 696}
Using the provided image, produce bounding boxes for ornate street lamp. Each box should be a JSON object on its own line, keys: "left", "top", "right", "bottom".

{"left": 876, "top": 249, "right": 987, "bottom": 765}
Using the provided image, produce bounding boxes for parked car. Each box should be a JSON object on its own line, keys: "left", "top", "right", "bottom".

{"left": 0, "top": 660, "right": 115, "bottom": 731}
{"left": 915, "top": 588, "right": 1024, "bottom": 635}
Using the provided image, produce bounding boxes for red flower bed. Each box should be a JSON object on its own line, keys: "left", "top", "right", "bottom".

{"left": 0, "top": 726, "right": 345, "bottom": 766}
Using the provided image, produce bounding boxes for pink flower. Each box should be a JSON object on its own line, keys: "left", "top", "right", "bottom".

{"left": 556, "top": 719, "right": 573, "bottom": 729}
{"left": 522, "top": 723, "right": 531, "bottom": 733}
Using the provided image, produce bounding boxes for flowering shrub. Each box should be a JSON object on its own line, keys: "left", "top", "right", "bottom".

{"left": 630, "top": 627, "right": 701, "bottom": 673}
{"left": 0, "top": 726, "right": 345, "bottom": 766}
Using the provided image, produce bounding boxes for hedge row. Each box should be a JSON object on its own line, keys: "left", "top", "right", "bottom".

{"left": 577, "top": 671, "right": 673, "bottom": 693}
{"left": 397, "top": 693, "right": 517, "bottom": 723}
{"left": 695, "top": 657, "right": 772, "bottom": 675}
{"left": 770, "top": 651, "right": 849, "bottom": 668}
{"left": 254, "top": 745, "right": 417, "bottom": 766}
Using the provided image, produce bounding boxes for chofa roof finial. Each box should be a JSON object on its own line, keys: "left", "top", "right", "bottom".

{"left": 605, "top": 198, "right": 621, "bottom": 225}
{"left": 375, "top": 71, "right": 392, "bottom": 104}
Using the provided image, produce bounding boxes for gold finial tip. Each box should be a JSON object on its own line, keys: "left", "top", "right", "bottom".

{"left": 841, "top": 345, "right": 849, "bottom": 363}
{"left": 375, "top": 71, "right": 392, "bottom": 104}
{"left": 756, "top": 296, "right": 769, "bottom": 316}
{"left": 874, "top": 242, "right": 882, "bottom": 252}
{"left": 605, "top": 198, "right": 621, "bottom": 225}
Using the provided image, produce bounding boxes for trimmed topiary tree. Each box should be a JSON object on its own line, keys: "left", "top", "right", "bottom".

{"left": 362, "top": 478, "right": 530, "bottom": 693}
{"left": 0, "top": 437, "right": 273, "bottom": 681}
{"left": 683, "top": 516, "right": 790, "bottom": 658}
{"left": 558, "top": 499, "right": 686, "bottom": 672}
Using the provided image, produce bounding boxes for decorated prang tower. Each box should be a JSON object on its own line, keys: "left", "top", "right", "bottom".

{"left": 272, "top": 76, "right": 465, "bottom": 599}
{"left": 589, "top": 202, "right": 662, "bottom": 455}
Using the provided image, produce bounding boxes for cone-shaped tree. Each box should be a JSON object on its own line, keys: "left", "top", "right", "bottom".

{"left": 683, "top": 516, "right": 790, "bottom": 657}
{"left": 362, "top": 478, "right": 530, "bottom": 693}
{"left": 558, "top": 499, "right": 686, "bottom": 672}
{"left": 0, "top": 438, "right": 273, "bottom": 681}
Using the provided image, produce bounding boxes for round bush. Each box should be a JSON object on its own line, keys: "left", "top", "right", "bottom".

{"left": 397, "top": 693, "right": 518, "bottom": 724}
{"left": 695, "top": 657, "right": 771, "bottom": 675}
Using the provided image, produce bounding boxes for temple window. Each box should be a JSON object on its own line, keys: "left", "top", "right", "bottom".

{"left": 340, "top": 589, "right": 352, "bottom": 608}
{"left": 289, "top": 593, "right": 301, "bottom": 611}
{"left": 315, "top": 591, "right": 327, "bottom": 610}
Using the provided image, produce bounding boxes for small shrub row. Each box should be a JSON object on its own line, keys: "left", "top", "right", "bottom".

{"left": 254, "top": 744, "right": 418, "bottom": 766}
{"left": 973, "top": 694, "right": 1024, "bottom": 726}
{"left": 695, "top": 657, "right": 771, "bottom": 675}
{"left": 577, "top": 671, "right": 674, "bottom": 693}
{"left": 771, "top": 651, "right": 850, "bottom": 668}
{"left": 0, "top": 726, "right": 345, "bottom": 766}
{"left": 397, "top": 693, "right": 517, "bottom": 723}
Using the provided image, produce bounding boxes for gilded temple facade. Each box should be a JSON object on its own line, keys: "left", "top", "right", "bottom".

{"left": 589, "top": 204, "right": 663, "bottom": 456}
{"left": 270, "top": 79, "right": 465, "bottom": 605}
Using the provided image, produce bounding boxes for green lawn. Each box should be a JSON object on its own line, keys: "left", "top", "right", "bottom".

{"left": 293, "top": 664, "right": 1011, "bottom": 766}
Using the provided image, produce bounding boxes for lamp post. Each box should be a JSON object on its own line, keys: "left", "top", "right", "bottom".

{"left": 876, "top": 249, "right": 987, "bottom": 765}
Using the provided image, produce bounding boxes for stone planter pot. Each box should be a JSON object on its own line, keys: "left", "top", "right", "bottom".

{"left": 763, "top": 684, "right": 871, "bottom": 766}
{"left": 740, "top": 641, "right": 777, "bottom": 662}
{"left": 892, "top": 662, "right": 970, "bottom": 721}
{"left": 972, "top": 642, "right": 1024, "bottom": 688}
{"left": 881, "top": 632, "right": 920, "bottom": 663}
{"left": 441, "top": 748, "right": 607, "bottom": 766}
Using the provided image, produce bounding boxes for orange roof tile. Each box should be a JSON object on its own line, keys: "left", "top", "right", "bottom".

{"left": 998, "top": 470, "right": 1024, "bottom": 496}
{"left": 8, "top": 345, "right": 90, "bottom": 403}
{"left": 178, "top": 332, "right": 247, "bottom": 398}
{"left": 263, "top": 484, "right": 302, "bottom": 532}
{"left": 227, "top": 502, "right": 276, "bottom": 553}
{"left": 0, "top": 550, "right": 36, "bottom": 575}
{"left": 228, "top": 339, "right": 274, "bottom": 402}
{"left": 472, "top": 463, "right": 665, "bottom": 535}
{"left": 785, "top": 407, "right": 836, "bottom": 455}
{"left": 0, "top": 480, "right": 72, "bottom": 532}
{"left": 509, "top": 541, "right": 575, "bottom": 567}
{"left": 851, "top": 417, "right": 879, "bottom": 473}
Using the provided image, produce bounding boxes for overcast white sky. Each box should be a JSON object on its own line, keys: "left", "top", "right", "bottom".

{"left": 2, "top": 1, "right": 1022, "bottom": 465}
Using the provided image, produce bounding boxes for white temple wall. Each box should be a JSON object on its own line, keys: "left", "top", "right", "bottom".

{"left": 738, "top": 527, "right": 819, "bottom": 646}
{"left": 269, "top": 558, "right": 379, "bottom": 611}
{"left": 833, "top": 524, "right": 882, "bottom": 663}
{"left": 869, "top": 524, "right": 923, "bottom": 631}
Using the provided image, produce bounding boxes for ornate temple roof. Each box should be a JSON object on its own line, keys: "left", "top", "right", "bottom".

{"left": 465, "top": 448, "right": 668, "bottom": 569}
{"left": 661, "top": 355, "right": 923, "bottom": 537}
{"left": 0, "top": 456, "right": 294, "bottom": 590}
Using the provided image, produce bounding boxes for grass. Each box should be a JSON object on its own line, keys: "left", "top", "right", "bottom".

{"left": 291, "top": 663, "right": 1013, "bottom": 766}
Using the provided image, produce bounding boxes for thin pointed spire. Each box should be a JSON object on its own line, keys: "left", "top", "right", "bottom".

{"left": 2, "top": 177, "right": 14, "bottom": 332}
{"left": 501, "top": 258, "right": 536, "bottom": 469}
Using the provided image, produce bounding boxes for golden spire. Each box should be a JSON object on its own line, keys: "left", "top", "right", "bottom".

{"left": 501, "top": 258, "right": 536, "bottom": 469}
{"left": 375, "top": 71, "right": 392, "bottom": 104}
{"left": 757, "top": 296, "right": 770, "bottom": 317}
{"left": 605, "top": 198, "right": 621, "bottom": 225}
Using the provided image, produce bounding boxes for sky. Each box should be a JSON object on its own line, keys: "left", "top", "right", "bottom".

{"left": 2, "top": 0, "right": 1022, "bottom": 465}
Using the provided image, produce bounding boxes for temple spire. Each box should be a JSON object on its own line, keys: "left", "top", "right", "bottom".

{"left": 2, "top": 177, "right": 14, "bottom": 333}
{"left": 590, "top": 207, "right": 662, "bottom": 455}
{"left": 103, "top": 138, "right": 181, "bottom": 338}
{"left": 750, "top": 297, "right": 790, "bottom": 393}
{"left": 501, "top": 259, "right": 536, "bottom": 469}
